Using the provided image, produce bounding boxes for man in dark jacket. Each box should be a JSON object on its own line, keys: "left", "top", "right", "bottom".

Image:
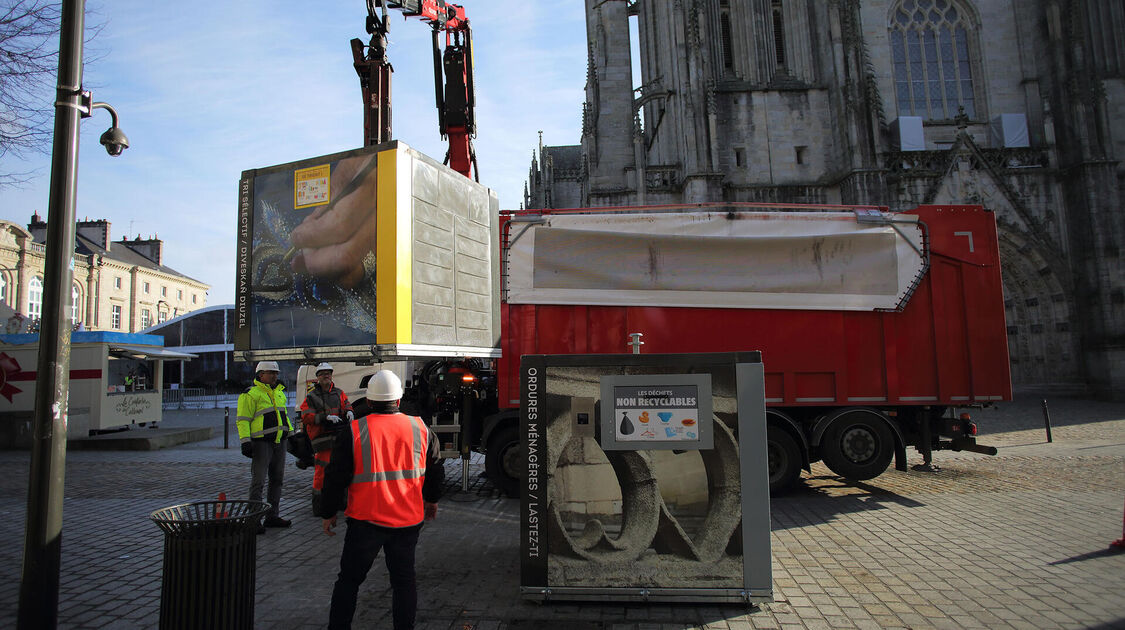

{"left": 299, "top": 362, "right": 353, "bottom": 515}
{"left": 319, "top": 369, "right": 444, "bottom": 630}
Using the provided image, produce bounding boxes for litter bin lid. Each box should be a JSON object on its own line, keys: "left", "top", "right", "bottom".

{"left": 151, "top": 500, "right": 272, "bottom": 535}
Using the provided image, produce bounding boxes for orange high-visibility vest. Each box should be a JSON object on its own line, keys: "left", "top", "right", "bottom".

{"left": 301, "top": 385, "right": 352, "bottom": 452}
{"left": 346, "top": 412, "right": 430, "bottom": 528}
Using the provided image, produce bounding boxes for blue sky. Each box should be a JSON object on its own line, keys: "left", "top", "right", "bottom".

{"left": 0, "top": 0, "right": 588, "bottom": 304}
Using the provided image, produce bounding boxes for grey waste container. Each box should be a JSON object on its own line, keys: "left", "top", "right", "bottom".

{"left": 150, "top": 500, "right": 271, "bottom": 630}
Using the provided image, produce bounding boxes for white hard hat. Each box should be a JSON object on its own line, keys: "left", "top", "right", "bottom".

{"left": 366, "top": 370, "right": 403, "bottom": 401}
{"left": 255, "top": 360, "right": 280, "bottom": 373}
{"left": 315, "top": 362, "right": 334, "bottom": 374}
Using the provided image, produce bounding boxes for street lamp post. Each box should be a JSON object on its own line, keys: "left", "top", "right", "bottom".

{"left": 17, "top": 1, "right": 128, "bottom": 627}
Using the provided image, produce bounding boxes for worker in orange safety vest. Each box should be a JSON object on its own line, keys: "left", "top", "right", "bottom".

{"left": 318, "top": 369, "right": 444, "bottom": 630}
{"left": 298, "top": 362, "right": 353, "bottom": 515}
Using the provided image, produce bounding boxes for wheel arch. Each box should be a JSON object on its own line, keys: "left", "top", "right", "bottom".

{"left": 812, "top": 407, "right": 908, "bottom": 472}
{"left": 767, "top": 409, "right": 811, "bottom": 471}
{"left": 480, "top": 408, "right": 519, "bottom": 451}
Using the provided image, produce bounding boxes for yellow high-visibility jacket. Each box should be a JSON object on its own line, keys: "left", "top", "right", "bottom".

{"left": 236, "top": 380, "right": 293, "bottom": 444}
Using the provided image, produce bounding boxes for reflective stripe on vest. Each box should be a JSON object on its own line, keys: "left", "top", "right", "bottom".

{"left": 311, "top": 434, "right": 336, "bottom": 452}
{"left": 236, "top": 381, "right": 291, "bottom": 443}
{"left": 354, "top": 415, "right": 424, "bottom": 483}
{"left": 346, "top": 413, "right": 428, "bottom": 528}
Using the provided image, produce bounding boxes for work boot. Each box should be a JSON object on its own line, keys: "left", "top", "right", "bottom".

{"left": 263, "top": 515, "right": 292, "bottom": 528}
{"left": 295, "top": 459, "right": 311, "bottom": 470}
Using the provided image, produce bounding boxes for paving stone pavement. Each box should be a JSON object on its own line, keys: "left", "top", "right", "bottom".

{"left": 0, "top": 391, "right": 1123, "bottom": 629}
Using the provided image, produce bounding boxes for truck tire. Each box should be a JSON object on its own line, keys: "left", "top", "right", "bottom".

{"left": 485, "top": 425, "right": 521, "bottom": 498}
{"left": 766, "top": 425, "right": 802, "bottom": 494}
{"left": 820, "top": 410, "right": 894, "bottom": 481}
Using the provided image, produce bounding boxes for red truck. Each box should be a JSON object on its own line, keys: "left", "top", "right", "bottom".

{"left": 404, "top": 202, "right": 1010, "bottom": 495}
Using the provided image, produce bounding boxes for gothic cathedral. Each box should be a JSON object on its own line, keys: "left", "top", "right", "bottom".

{"left": 525, "top": 0, "right": 1124, "bottom": 398}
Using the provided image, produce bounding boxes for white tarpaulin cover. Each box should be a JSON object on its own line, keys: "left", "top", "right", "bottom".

{"left": 505, "top": 211, "right": 925, "bottom": 311}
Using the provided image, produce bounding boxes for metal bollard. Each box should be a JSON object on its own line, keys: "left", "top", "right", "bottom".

{"left": 1041, "top": 399, "right": 1053, "bottom": 443}
{"left": 224, "top": 407, "right": 230, "bottom": 450}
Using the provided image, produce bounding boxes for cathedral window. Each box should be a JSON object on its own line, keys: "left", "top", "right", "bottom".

{"left": 719, "top": 0, "right": 734, "bottom": 71}
{"left": 721, "top": 15, "right": 734, "bottom": 69}
{"left": 889, "top": 0, "right": 979, "bottom": 120}
{"left": 771, "top": 0, "right": 786, "bottom": 68}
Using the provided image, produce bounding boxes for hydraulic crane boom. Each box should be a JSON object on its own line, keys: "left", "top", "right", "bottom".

{"left": 351, "top": 0, "right": 477, "bottom": 180}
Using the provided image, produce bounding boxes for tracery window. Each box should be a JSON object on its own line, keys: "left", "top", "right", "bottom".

{"left": 889, "top": 0, "right": 978, "bottom": 120}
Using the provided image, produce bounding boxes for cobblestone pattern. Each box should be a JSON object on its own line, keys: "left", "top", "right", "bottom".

{"left": 0, "top": 395, "right": 1121, "bottom": 629}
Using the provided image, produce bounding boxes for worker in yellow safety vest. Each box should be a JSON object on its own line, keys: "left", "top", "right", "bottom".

{"left": 319, "top": 369, "right": 444, "bottom": 630}
{"left": 237, "top": 360, "right": 295, "bottom": 533}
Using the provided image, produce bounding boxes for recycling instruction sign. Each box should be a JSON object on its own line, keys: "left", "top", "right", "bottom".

{"left": 599, "top": 374, "right": 713, "bottom": 450}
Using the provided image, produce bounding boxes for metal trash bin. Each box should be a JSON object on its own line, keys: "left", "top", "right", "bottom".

{"left": 150, "top": 500, "right": 271, "bottom": 630}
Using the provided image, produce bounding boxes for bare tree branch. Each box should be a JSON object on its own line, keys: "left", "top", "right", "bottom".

{"left": 0, "top": 0, "right": 104, "bottom": 184}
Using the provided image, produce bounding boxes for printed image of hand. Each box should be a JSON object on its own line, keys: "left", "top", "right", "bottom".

{"left": 289, "top": 154, "right": 379, "bottom": 288}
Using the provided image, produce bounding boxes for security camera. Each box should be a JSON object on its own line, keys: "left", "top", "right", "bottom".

{"left": 99, "top": 126, "right": 129, "bottom": 157}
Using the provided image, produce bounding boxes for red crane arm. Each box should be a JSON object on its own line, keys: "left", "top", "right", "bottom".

{"left": 354, "top": 0, "right": 477, "bottom": 180}
{"left": 385, "top": 0, "right": 466, "bottom": 31}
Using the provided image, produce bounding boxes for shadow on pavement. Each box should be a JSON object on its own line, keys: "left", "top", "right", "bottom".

{"left": 1080, "top": 620, "right": 1125, "bottom": 630}
{"left": 1048, "top": 546, "right": 1125, "bottom": 566}
{"left": 769, "top": 473, "right": 925, "bottom": 531}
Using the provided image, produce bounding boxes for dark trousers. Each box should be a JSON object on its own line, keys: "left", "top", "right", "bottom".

{"left": 328, "top": 518, "right": 422, "bottom": 630}
{"left": 249, "top": 438, "right": 286, "bottom": 518}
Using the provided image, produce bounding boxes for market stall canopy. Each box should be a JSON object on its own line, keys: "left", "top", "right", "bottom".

{"left": 108, "top": 345, "right": 197, "bottom": 360}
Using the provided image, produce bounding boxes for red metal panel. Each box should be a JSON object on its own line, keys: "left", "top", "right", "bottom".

{"left": 534, "top": 306, "right": 578, "bottom": 355}
{"left": 794, "top": 372, "right": 836, "bottom": 401}
{"left": 587, "top": 307, "right": 627, "bottom": 353}
{"left": 497, "top": 205, "right": 1012, "bottom": 410}
{"left": 930, "top": 259, "right": 972, "bottom": 399}
{"left": 842, "top": 312, "right": 887, "bottom": 400}
{"left": 764, "top": 372, "right": 785, "bottom": 401}
{"left": 913, "top": 205, "right": 1012, "bottom": 400}
{"left": 891, "top": 271, "right": 940, "bottom": 400}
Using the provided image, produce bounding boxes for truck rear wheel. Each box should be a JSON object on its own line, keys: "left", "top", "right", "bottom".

{"left": 485, "top": 425, "right": 521, "bottom": 498}
{"left": 766, "top": 425, "right": 802, "bottom": 494}
{"left": 820, "top": 410, "right": 894, "bottom": 481}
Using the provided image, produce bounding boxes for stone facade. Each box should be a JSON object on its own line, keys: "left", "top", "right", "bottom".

{"left": 0, "top": 215, "right": 209, "bottom": 333}
{"left": 526, "top": 0, "right": 1125, "bottom": 399}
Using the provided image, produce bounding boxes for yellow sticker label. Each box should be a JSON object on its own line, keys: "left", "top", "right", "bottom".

{"left": 294, "top": 164, "right": 331, "bottom": 209}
